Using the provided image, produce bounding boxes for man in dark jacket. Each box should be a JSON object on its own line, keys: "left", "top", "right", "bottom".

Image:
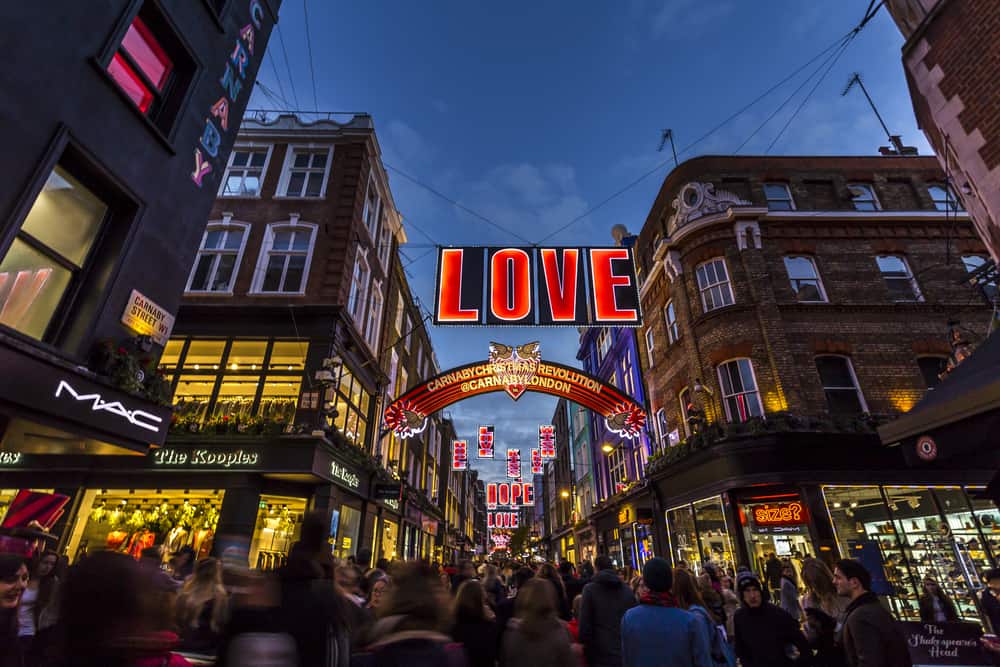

{"left": 495, "top": 566, "right": 535, "bottom": 646}
{"left": 560, "top": 560, "right": 585, "bottom": 605}
{"left": 982, "top": 568, "right": 1000, "bottom": 634}
{"left": 579, "top": 555, "right": 636, "bottom": 667}
{"left": 765, "top": 553, "right": 783, "bottom": 597}
{"left": 733, "top": 575, "right": 812, "bottom": 667}
{"left": 834, "top": 558, "right": 912, "bottom": 667}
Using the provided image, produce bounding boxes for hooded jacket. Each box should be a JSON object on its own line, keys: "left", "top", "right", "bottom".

{"left": 842, "top": 592, "right": 912, "bottom": 667}
{"left": 733, "top": 579, "right": 811, "bottom": 667}
{"left": 579, "top": 569, "right": 637, "bottom": 667}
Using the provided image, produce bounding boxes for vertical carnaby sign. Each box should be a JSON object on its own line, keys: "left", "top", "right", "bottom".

{"left": 191, "top": 0, "right": 273, "bottom": 189}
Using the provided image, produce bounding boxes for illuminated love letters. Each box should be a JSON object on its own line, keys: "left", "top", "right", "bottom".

{"left": 434, "top": 247, "right": 641, "bottom": 326}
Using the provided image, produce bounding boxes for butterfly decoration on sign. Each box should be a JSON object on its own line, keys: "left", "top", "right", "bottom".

{"left": 488, "top": 341, "right": 541, "bottom": 400}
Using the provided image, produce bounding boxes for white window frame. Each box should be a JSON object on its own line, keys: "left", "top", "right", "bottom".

{"left": 783, "top": 255, "right": 828, "bottom": 303}
{"left": 276, "top": 145, "right": 333, "bottom": 199}
{"left": 218, "top": 144, "right": 273, "bottom": 198}
{"left": 377, "top": 217, "right": 392, "bottom": 269}
{"left": 716, "top": 358, "right": 765, "bottom": 424}
{"left": 848, "top": 183, "right": 881, "bottom": 211}
{"left": 597, "top": 328, "right": 611, "bottom": 362}
{"left": 815, "top": 355, "right": 868, "bottom": 414}
{"left": 249, "top": 220, "right": 317, "bottom": 295}
{"left": 348, "top": 250, "right": 370, "bottom": 321}
{"left": 387, "top": 349, "right": 399, "bottom": 399}
{"left": 362, "top": 171, "right": 382, "bottom": 241}
{"left": 696, "top": 257, "right": 735, "bottom": 313}
{"left": 655, "top": 408, "right": 669, "bottom": 449}
{"left": 764, "top": 182, "right": 795, "bottom": 211}
{"left": 365, "top": 280, "right": 384, "bottom": 351}
{"left": 394, "top": 294, "right": 405, "bottom": 334}
{"left": 665, "top": 300, "right": 680, "bottom": 344}
{"left": 185, "top": 219, "right": 250, "bottom": 294}
{"left": 876, "top": 255, "right": 923, "bottom": 302}
{"left": 928, "top": 183, "right": 964, "bottom": 212}
{"left": 644, "top": 327, "right": 655, "bottom": 368}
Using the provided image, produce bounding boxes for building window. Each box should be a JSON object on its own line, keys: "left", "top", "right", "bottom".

{"left": 848, "top": 183, "right": 880, "bottom": 211}
{"left": 876, "top": 255, "right": 923, "bottom": 302}
{"left": 644, "top": 327, "right": 655, "bottom": 367}
{"left": 394, "top": 294, "right": 405, "bottom": 333}
{"left": 784, "top": 256, "right": 827, "bottom": 302}
{"left": 279, "top": 148, "right": 331, "bottom": 198}
{"left": 928, "top": 184, "right": 963, "bottom": 212}
{"left": 655, "top": 409, "right": 669, "bottom": 449}
{"left": 377, "top": 219, "right": 392, "bottom": 268}
{"left": 695, "top": 258, "right": 735, "bottom": 312}
{"left": 106, "top": 13, "right": 173, "bottom": 115}
{"left": 221, "top": 148, "right": 271, "bottom": 197}
{"left": 365, "top": 281, "right": 383, "bottom": 350}
{"left": 621, "top": 353, "right": 635, "bottom": 397}
{"left": 597, "top": 328, "right": 612, "bottom": 362}
{"left": 717, "top": 359, "right": 764, "bottom": 423}
{"left": 815, "top": 355, "right": 867, "bottom": 415}
{"left": 363, "top": 173, "right": 382, "bottom": 240}
{"left": 251, "top": 222, "right": 317, "bottom": 294}
{"left": 961, "top": 255, "right": 998, "bottom": 302}
{"left": 764, "top": 183, "right": 795, "bottom": 211}
{"left": 917, "top": 356, "right": 948, "bottom": 390}
{"left": 665, "top": 301, "right": 680, "bottom": 344}
{"left": 609, "top": 447, "right": 628, "bottom": 493}
{"left": 348, "top": 253, "right": 370, "bottom": 322}
{"left": 678, "top": 387, "right": 692, "bottom": 437}
{"left": 323, "top": 363, "right": 371, "bottom": 446}
{"left": 0, "top": 164, "right": 107, "bottom": 341}
{"left": 186, "top": 221, "right": 249, "bottom": 293}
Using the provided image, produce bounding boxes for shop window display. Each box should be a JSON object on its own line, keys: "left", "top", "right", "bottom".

{"left": 380, "top": 518, "right": 399, "bottom": 560}
{"left": 694, "top": 497, "right": 735, "bottom": 573}
{"left": 322, "top": 364, "right": 371, "bottom": 448}
{"left": 739, "top": 495, "right": 813, "bottom": 588}
{"left": 666, "top": 505, "right": 700, "bottom": 571}
{"left": 249, "top": 495, "right": 305, "bottom": 571}
{"left": 67, "top": 489, "right": 223, "bottom": 563}
{"left": 335, "top": 505, "right": 361, "bottom": 559}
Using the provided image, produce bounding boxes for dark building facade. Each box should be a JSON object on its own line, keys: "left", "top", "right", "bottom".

{"left": 635, "top": 154, "right": 996, "bottom": 623}
{"left": 0, "top": 2, "right": 280, "bottom": 545}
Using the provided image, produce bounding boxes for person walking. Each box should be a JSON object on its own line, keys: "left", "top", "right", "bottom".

{"left": 495, "top": 566, "right": 533, "bottom": 645}
{"left": 1, "top": 554, "right": 29, "bottom": 667}
{"left": 780, "top": 562, "right": 804, "bottom": 622}
{"left": 918, "top": 577, "right": 958, "bottom": 623}
{"left": 363, "top": 570, "right": 389, "bottom": 612}
{"left": 481, "top": 564, "right": 506, "bottom": 610}
{"left": 451, "top": 580, "right": 498, "bottom": 667}
{"left": 833, "top": 559, "right": 912, "bottom": 667}
{"left": 719, "top": 575, "right": 741, "bottom": 640}
{"left": 673, "top": 568, "right": 735, "bottom": 667}
{"left": 500, "top": 578, "right": 575, "bottom": 667}
{"left": 620, "top": 558, "right": 712, "bottom": 667}
{"left": 765, "top": 554, "right": 784, "bottom": 598}
{"left": 538, "top": 563, "right": 572, "bottom": 621}
{"left": 732, "top": 575, "right": 812, "bottom": 667}
{"left": 579, "top": 555, "right": 636, "bottom": 667}
{"left": 560, "top": 561, "right": 584, "bottom": 607}
{"left": 800, "top": 559, "right": 848, "bottom": 667}
{"left": 18, "top": 550, "right": 60, "bottom": 667}
{"left": 174, "top": 557, "right": 229, "bottom": 656}
{"left": 982, "top": 569, "right": 1000, "bottom": 634}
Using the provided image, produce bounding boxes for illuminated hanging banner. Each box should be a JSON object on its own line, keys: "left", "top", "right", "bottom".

{"left": 487, "top": 511, "right": 520, "bottom": 529}
{"left": 452, "top": 440, "right": 468, "bottom": 471}
{"left": 384, "top": 342, "right": 646, "bottom": 441}
{"left": 530, "top": 449, "right": 543, "bottom": 474}
{"left": 487, "top": 482, "right": 534, "bottom": 509}
{"left": 507, "top": 449, "right": 521, "bottom": 479}
{"left": 478, "top": 425, "right": 495, "bottom": 458}
{"left": 433, "top": 247, "right": 641, "bottom": 327}
{"left": 539, "top": 425, "right": 556, "bottom": 458}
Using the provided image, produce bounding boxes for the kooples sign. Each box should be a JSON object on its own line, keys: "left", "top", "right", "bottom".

{"left": 330, "top": 461, "right": 361, "bottom": 491}
{"left": 0, "top": 452, "right": 22, "bottom": 465}
{"left": 434, "top": 247, "right": 641, "bottom": 326}
{"left": 55, "top": 380, "right": 164, "bottom": 434}
{"left": 153, "top": 448, "right": 259, "bottom": 467}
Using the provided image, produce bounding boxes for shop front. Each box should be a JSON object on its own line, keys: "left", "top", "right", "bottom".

{"left": 592, "top": 492, "right": 656, "bottom": 571}
{"left": 665, "top": 495, "right": 738, "bottom": 574}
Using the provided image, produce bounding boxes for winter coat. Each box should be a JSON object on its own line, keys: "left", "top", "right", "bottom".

{"left": 733, "top": 602, "right": 812, "bottom": 667}
{"left": 352, "top": 629, "right": 467, "bottom": 667}
{"left": 451, "top": 617, "right": 498, "bottom": 667}
{"left": 500, "top": 618, "right": 574, "bottom": 667}
{"left": 781, "top": 577, "right": 803, "bottom": 621}
{"left": 687, "top": 604, "right": 736, "bottom": 667}
{"left": 917, "top": 593, "right": 958, "bottom": 623}
{"left": 562, "top": 574, "right": 585, "bottom": 606}
{"left": 578, "top": 569, "right": 636, "bottom": 667}
{"left": 983, "top": 589, "right": 1000, "bottom": 634}
{"left": 620, "top": 604, "right": 712, "bottom": 667}
{"left": 765, "top": 558, "right": 784, "bottom": 591}
{"left": 841, "top": 592, "right": 912, "bottom": 667}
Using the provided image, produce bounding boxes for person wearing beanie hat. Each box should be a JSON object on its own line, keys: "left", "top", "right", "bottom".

{"left": 620, "top": 559, "right": 712, "bottom": 667}
{"left": 733, "top": 574, "right": 812, "bottom": 667}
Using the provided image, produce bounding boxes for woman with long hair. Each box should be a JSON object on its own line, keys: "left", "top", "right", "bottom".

{"left": 500, "top": 578, "right": 574, "bottom": 667}
{"left": 536, "top": 562, "right": 571, "bottom": 620}
{"left": 1, "top": 554, "right": 29, "bottom": 667}
{"left": 481, "top": 564, "right": 505, "bottom": 609}
{"left": 451, "top": 580, "right": 498, "bottom": 667}
{"left": 696, "top": 571, "right": 726, "bottom": 628}
{"left": 674, "top": 568, "right": 734, "bottom": 667}
{"left": 362, "top": 570, "right": 389, "bottom": 611}
{"left": 799, "top": 558, "right": 847, "bottom": 667}
{"left": 779, "top": 562, "right": 802, "bottom": 621}
{"left": 919, "top": 577, "right": 959, "bottom": 623}
{"left": 18, "top": 550, "right": 60, "bottom": 667}
{"left": 175, "top": 558, "right": 229, "bottom": 655}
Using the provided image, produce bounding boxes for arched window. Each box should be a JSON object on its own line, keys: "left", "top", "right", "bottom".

{"left": 815, "top": 355, "right": 867, "bottom": 415}
{"left": 186, "top": 220, "right": 250, "bottom": 293}
{"left": 716, "top": 359, "right": 764, "bottom": 423}
{"left": 250, "top": 221, "right": 317, "bottom": 294}
{"left": 927, "top": 183, "right": 964, "bottom": 212}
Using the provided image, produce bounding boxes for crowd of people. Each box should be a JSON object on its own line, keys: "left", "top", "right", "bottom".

{"left": 3, "top": 513, "right": 1000, "bottom": 667}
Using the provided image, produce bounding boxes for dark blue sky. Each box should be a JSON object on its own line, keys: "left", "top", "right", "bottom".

{"left": 253, "top": 1, "right": 930, "bottom": 485}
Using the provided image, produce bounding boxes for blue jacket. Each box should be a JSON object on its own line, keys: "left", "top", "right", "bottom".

{"left": 621, "top": 604, "right": 713, "bottom": 667}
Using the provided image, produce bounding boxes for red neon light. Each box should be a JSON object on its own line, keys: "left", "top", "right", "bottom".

{"left": 507, "top": 448, "right": 521, "bottom": 479}
{"left": 437, "top": 249, "right": 479, "bottom": 322}
{"left": 589, "top": 248, "right": 637, "bottom": 321}
{"left": 452, "top": 440, "right": 467, "bottom": 471}
{"left": 751, "top": 501, "right": 808, "bottom": 527}
{"left": 530, "top": 449, "right": 543, "bottom": 474}
{"left": 539, "top": 424, "right": 556, "bottom": 458}
{"left": 490, "top": 249, "right": 531, "bottom": 321}
{"left": 478, "top": 425, "right": 495, "bottom": 458}
{"left": 540, "top": 248, "right": 579, "bottom": 321}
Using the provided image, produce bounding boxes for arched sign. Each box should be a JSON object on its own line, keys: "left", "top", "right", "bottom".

{"left": 384, "top": 342, "right": 646, "bottom": 440}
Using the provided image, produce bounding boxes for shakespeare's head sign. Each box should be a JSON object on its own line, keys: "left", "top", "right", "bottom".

{"left": 434, "top": 247, "right": 641, "bottom": 327}
{"left": 384, "top": 342, "right": 646, "bottom": 440}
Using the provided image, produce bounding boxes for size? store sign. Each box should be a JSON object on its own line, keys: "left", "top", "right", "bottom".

{"left": 752, "top": 501, "right": 808, "bottom": 526}
{"left": 434, "top": 247, "right": 641, "bottom": 326}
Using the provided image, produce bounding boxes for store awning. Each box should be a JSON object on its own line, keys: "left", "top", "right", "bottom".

{"left": 878, "top": 330, "right": 1000, "bottom": 463}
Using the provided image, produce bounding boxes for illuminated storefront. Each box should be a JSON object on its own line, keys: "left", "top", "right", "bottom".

{"left": 665, "top": 496, "right": 736, "bottom": 574}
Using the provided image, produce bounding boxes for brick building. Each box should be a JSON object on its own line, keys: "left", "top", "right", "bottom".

{"left": 881, "top": 0, "right": 1000, "bottom": 505}
{"left": 635, "top": 154, "right": 997, "bottom": 623}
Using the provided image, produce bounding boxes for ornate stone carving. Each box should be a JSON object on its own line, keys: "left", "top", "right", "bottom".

{"left": 735, "top": 221, "right": 762, "bottom": 250}
{"left": 668, "top": 182, "right": 751, "bottom": 234}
